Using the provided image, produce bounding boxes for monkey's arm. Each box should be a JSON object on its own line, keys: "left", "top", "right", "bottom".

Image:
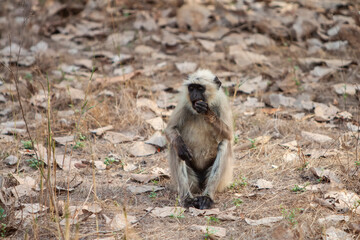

{"left": 194, "top": 101, "right": 232, "bottom": 140}
{"left": 165, "top": 113, "right": 193, "bottom": 163}
{"left": 204, "top": 110, "right": 232, "bottom": 140}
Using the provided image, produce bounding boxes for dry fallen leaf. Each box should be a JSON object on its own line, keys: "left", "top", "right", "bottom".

{"left": 111, "top": 213, "right": 137, "bottom": 231}
{"left": 177, "top": 4, "right": 212, "bottom": 32}
{"left": 231, "top": 50, "right": 268, "bottom": 68}
{"left": 324, "top": 190, "right": 360, "bottom": 214}
{"left": 314, "top": 103, "right": 339, "bottom": 122}
{"left": 175, "top": 62, "right": 198, "bottom": 74}
{"left": 145, "top": 131, "right": 167, "bottom": 149}
{"left": 255, "top": 179, "right": 273, "bottom": 189}
{"left": 127, "top": 185, "right": 164, "bottom": 194}
{"left": 332, "top": 83, "right": 357, "bottom": 96}
{"left": 146, "top": 117, "right": 166, "bottom": 131}
{"left": 95, "top": 71, "right": 140, "bottom": 86}
{"left": 318, "top": 215, "right": 349, "bottom": 225}
{"left": 128, "top": 141, "right": 157, "bottom": 157}
{"left": 245, "top": 216, "right": 283, "bottom": 226}
{"left": 89, "top": 125, "right": 113, "bottom": 136}
{"left": 147, "top": 206, "right": 186, "bottom": 218}
{"left": 189, "top": 207, "right": 220, "bottom": 216}
{"left": 325, "top": 226, "right": 352, "bottom": 240}
{"left": 309, "top": 167, "right": 341, "bottom": 184}
{"left": 301, "top": 131, "right": 333, "bottom": 144}
{"left": 103, "top": 131, "right": 137, "bottom": 144}
{"left": 190, "top": 225, "right": 226, "bottom": 238}
{"left": 238, "top": 76, "right": 268, "bottom": 94}
{"left": 130, "top": 174, "right": 161, "bottom": 183}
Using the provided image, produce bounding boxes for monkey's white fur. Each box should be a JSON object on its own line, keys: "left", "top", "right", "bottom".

{"left": 165, "top": 69, "right": 234, "bottom": 202}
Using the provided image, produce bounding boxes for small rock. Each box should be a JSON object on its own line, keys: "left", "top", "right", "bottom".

{"left": 301, "top": 131, "right": 333, "bottom": 144}
{"left": 191, "top": 225, "right": 226, "bottom": 238}
{"left": 0, "top": 94, "right": 6, "bottom": 103}
{"left": 134, "top": 45, "right": 154, "bottom": 55}
{"left": 314, "top": 103, "right": 339, "bottom": 121}
{"left": 53, "top": 136, "right": 75, "bottom": 146}
{"left": 255, "top": 179, "right": 273, "bottom": 189}
{"left": 127, "top": 185, "right": 164, "bottom": 194}
{"left": 30, "top": 41, "right": 48, "bottom": 53}
{"left": 347, "top": 123, "right": 359, "bottom": 132}
{"left": 5, "top": 155, "right": 18, "bottom": 165}
{"left": 94, "top": 161, "right": 106, "bottom": 170}
{"left": 318, "top": 215, "right": 349, "bottom": 225}
{"left": 128, "top": 142, "right": 157, "bottom": 157}
{"left": 333, "top": 83, "right": 356, "bottom": 96}
{"left": 324, "top": 41, "right": 348, "bottom": 51}
{"left": 146, "top": 117, "right": 166, "bottom": 131}
{"left": 175, "top": 62, "right": 197, "bottom": 74}
{"left": 1, "top": 120, "right": 25, "bottom": 128}
{"left": 283, "top": 152, "right": 298, "bottom": 162}
{"left": 244, "top": 97, "right": 265, "bottom": 108}
{"left": 268, "top": 94, "right": 296, "bottom": 108}
{"left": 113, "top": 65, "right": 134, "bottom": 76}
{"left": 324, "top": 226, "right": 352, "bottom": 240}
{"left": 106, "top": 31, "right": 135, "bottom": 47}
{"left": 145, "top": 131, "right": 167, "bottom": 148}
{"left": 245, "top": 216, "right": 282, "bottom": 226}
{"left": 239, "top": 76, "right": 268, "bottom": 94}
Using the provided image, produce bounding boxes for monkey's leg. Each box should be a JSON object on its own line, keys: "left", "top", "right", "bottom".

{"left": 201, "top": 140, "right": 232, "bottom": 208}
{"left": 168, "top": 148, "right": 194, "bottom": 201}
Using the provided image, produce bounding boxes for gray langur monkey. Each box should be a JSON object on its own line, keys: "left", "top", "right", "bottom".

{"left": 165, "top": 69, "right": 234, "bottom": 209}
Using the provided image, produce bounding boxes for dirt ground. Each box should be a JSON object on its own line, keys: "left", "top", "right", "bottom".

{"left": 0, "top": 0, "right": 360, "bottom": 239}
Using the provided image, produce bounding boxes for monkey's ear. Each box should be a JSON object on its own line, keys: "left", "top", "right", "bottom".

{"left": 214, "top": 76, "right": 222, "bottom": 89}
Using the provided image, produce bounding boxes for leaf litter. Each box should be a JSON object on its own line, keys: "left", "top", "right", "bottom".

{"left": 1, "top": 0, "right": 360, "bottom": 239}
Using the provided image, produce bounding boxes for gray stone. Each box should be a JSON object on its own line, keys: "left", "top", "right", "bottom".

{"left": 5, "top": 155, "right": 18, "bottom": 165}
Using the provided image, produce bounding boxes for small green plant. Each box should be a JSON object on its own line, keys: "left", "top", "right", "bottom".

{"left": 247, "top": 138, "right": 256, "bottom": 149}
{"left": 291, "top": 185, "right": 306, "bottom": 193}
{"left": 206, "top": 216, "right": 219, "bottom": 223}
{"left": 342, "top": 85, "right": 348, "bottom": 101}
{"left": 0, "top": 223, "right": 6, "bottom": 238}
{"left": 169, "top": 208, "right": 185, "bottom": 219}
{"left": 24, "top": 73, "right": 33, "bottom": 81}
{"left": 281, "top": 207, "right": 303, "bottom": 226}
{"left": 149, "top": 189, "right": 157, "bottom": 199}
{"left": 204, "top": 217, "right": 219, "bottom": 240}
{"left": 224, "top": 87, "right": 230, "bottom": 96}
{"left": 298, "top": 161, "right": 309, "bottom": 171}
{"left": 26, "top": 158, "right": 41, "bottom": 169}
{"left": 73, "top": 141, "right": 84, "bottom": 150}
{"left": 230, "top": 176, "right": 248, "bottom": 190}
{"left": 104, "top": 157, "right": 118, "bottom": 166}
{"left": 151, "top": 179, "right": 159, "bottom": 185}
{"left": 79, "top": 133, "right": 86, "bottom": 141}
{"left": 22, "top": 140, "right": 33, "bottom": 149}
{"left": 316, "top": 177, "right": 324, "bottom": 183}
{"left": 234, "top": 134, "right": 239, "bottom": 144}
{"left": 233, "top": 198, "right": 243, "bottom": 206}
{"left": 0, "top": 207, "right": 6, "bottom": 220}
{"left": 355, "top": 161, "right": 360, "bottom": 166}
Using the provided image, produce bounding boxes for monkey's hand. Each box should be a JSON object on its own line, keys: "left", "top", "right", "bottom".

{"left": 184, "top": 196, "right": 214, "bottom": 209}
{"left": 175, "top": 136, "right": 193, "bottom": 163}
{"left": 194, "top": 100, "right": 208, "bottom": 114}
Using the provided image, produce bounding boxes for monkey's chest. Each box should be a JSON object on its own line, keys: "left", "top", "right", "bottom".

{"left": 180, "top": 117, "right": 220, "bottom": 170}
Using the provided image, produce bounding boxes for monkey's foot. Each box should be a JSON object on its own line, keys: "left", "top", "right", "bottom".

{"left": 184, "top": 196, "right": 214, "bottom": 209}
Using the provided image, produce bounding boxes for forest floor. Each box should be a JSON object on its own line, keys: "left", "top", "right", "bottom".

{"left": 0, "top": 0, "right": 360, "bottom": 239}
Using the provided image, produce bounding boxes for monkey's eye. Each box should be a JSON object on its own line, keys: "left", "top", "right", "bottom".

{"left": 197, "top": 86, "right": 205, "bottom": 92}
{"left": 188, "top": 85, "right": 194, "bottom": 91}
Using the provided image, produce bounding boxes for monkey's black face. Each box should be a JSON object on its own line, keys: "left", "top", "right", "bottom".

{"left": 188, "top": 84, "right": 208, "bottom": 114}
{"left": 188, "top": 83, "right": 206, "bottom": 104}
